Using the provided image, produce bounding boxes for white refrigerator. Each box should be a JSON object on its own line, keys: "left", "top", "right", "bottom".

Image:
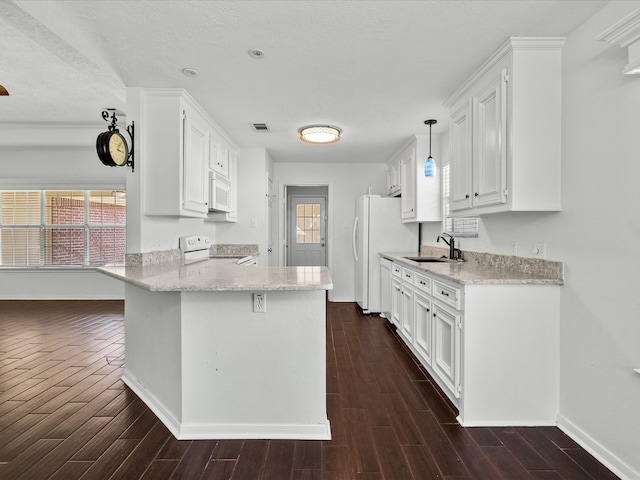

{"left": 353, "top": 195, "right": 419, "bottom": 314}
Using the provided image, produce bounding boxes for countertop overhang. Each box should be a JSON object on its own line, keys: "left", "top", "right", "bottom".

{"left": 381, "top": 252, "right": 563, "bottom": 285}
{"left": 98, "top": 257, "right": 333, "bottom": 292}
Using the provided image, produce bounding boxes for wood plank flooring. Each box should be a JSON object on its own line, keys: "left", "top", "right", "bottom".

{"left": 0, "top": 300, "right": 619, "bottom": 479}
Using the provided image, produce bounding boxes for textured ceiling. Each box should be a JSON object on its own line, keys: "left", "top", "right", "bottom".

{"left": 0, "top": 0, "right": 608, "bottom": 163}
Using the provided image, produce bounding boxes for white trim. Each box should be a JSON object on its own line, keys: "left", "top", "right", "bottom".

{"left": 457, "top": 419, "right": 557, "bottom": 427}
{"left": 596, "top": 9, "right": 640, "bottom": 75}
{"left": 445, "top": 37, "right": 565, "bottom": 108}
{"left": 596, "top": 9, "right": 640, "bottom": 48}
{"left": 557, "top": 414, "right": 640, "bottom": 480}
{"left": 177, "top": 422, "right": 332, "bottom": 441}
{"left": 122, "top": 371, "right": 332, "bottom": 440}
{"left": 330, "top": 296, "right": 354, "bottom": 303}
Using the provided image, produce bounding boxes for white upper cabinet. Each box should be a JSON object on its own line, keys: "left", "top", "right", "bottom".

{"left": 141, "top": 88, "right": 237, "bottom": 218}
{"left": 182, "top": 105, "right": 210, "bottom": 215}
{"left": 391, "top": 135, "right": 442, "bottom": 223}
{"left": 386, "top": 155, "right": 401, "bottom": 197}
{"left": 210, "top": 131, "right": 230, "bottom": 179}
{"left": 206, "top": 148, "right": 238, "bottom": 222}
{"left": 445, "top": 37, "right": 564, "bottom": 216}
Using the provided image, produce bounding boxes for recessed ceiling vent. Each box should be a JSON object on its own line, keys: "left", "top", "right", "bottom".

{"left": 251, "top": 123, "right": 270, "bottom": 132}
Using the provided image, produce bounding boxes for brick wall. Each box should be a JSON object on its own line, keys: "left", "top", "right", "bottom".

{"left": 49, "top": 197, "right": 125, "bottom": 265}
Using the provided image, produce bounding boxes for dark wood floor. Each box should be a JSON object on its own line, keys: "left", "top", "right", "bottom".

{"left": 0, "top": 300, "right": 618, "bottom": 480}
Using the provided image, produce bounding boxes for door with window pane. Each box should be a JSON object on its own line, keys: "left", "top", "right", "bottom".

{"left": 288, "top": 196, "right": 326, "bottom": 266}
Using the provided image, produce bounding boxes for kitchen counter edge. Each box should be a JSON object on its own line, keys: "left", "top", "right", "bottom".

{"left": 381, "top": 252, "right": 564, "bottom": 285}
{"left": 98, "top": 257, "right": 333, "bottom": 292}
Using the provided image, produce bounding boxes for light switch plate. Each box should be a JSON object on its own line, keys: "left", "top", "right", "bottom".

{"left": 532, "top": 242, "right": 546, "bottom": 259}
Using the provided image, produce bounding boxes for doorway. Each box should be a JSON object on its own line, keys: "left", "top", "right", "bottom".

{"left": 286, "top": 186, "right": 328, "bottom": 267}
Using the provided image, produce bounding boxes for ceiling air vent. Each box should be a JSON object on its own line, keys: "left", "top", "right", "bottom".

{"left": 251, "top": 123, "right": 270, "bottom": 132}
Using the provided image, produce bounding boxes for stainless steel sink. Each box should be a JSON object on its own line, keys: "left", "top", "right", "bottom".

{"left": 404, "top": 256, "right": 447, "bottom": 263}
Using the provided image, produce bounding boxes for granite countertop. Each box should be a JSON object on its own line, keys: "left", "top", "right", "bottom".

{"left": 381, "top": 252, "right": 564, "bottom": 285}
{"left": 98, "top": 257, "right": 333, "bottom": 292}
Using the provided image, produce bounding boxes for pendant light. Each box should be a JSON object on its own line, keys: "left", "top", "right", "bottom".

{"left": 424, "top": 119, "right": 437, "bottom": 177}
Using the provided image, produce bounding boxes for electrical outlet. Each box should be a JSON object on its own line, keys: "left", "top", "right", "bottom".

{"left": 253, "top": 293, "right": 266, "bottom": 313}
{"left": 532, "top": 242, "right": 546, "bottom": 259}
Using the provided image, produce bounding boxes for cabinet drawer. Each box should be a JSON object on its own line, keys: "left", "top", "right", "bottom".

{"left": 401, "top": 268, "right": 414, "bottom": 283}
{"left": 391, "top": 263, "right": 402, "bottom": 277}
{"left": 414, "top": 273, "right": 431, "bottom": 294}
{"left": 432, "top": 280, "right": 461, "bottom": 310}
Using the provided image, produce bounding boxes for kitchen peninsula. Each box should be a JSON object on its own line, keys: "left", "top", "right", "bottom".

{"left": 98, "top": 257, "right": 333, "bottom": 440}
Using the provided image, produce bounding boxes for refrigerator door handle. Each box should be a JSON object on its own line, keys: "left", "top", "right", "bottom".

{"left": 352, "top": 216, "right": 359, "bottom": 262}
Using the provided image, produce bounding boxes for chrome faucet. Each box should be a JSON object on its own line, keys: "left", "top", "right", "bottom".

{"left": 437, "top": 233, "right": 463, "bottom": 260}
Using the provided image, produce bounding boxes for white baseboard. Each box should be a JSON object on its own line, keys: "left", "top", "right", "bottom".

{"left": 459, "top": 419, "right": 557, "bottom": 427}
{"left": 329, "top": 296, "right": 354, "bottom": 303}
{"left": 557, "top": 414, "right": 640, "bottom": 480}
{"left": 122, "top": 371, "right": 332, "bottom": 441}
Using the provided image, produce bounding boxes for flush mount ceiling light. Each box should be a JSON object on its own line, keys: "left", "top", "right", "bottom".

{"left": 298, "top": 125, "right": 342, "bottom": 145}
{"left": 248, "top": 48, "right": 265, "bottom": 59}
{"left": 181, "top": 68, "right": 198, "bottom": 77}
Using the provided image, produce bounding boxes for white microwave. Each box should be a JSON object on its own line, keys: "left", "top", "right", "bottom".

{"left": 209, "top": 173, "right": 232, "bottom": 212}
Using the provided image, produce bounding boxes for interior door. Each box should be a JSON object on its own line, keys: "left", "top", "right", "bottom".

{"left": 288, "top": 196, "right": 327, "bottom": 266}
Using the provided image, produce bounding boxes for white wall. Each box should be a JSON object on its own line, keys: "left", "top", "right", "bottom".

{"left": 273, "top": 162, "right": 386, "bottom": 302}
{"left": 0, "top": 146, "right": 127, "bottom": 299}
{"left": 423, "top": 3, "right": 640, "bottom": 476}
{"left": 215, "top": 148, "right": 274, "bottom": 265}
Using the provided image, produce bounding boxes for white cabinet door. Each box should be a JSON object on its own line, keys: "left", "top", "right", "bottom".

{"left": 379, "top": 258, "right": 392, "bottom": 319}
{"left": 401, "top": 281, "right": 414, "bottom": 342}
{"left": 450, "top": 101, "right": 473, "bottom": 212}
{"left": 210, "top": 135, "right": 230, "bottom": 179}
{"left": 391, "top": 277, "right": 402, "bottom": 328}
{"left": 414, "top": 290, "right": 433, "bottom": 365}
{"left": 433, "top": 302, "right": 461, "bottom": 398}
{"left": 473, "top": 70, "right": 507, "bottom": 209}
{"left": 386, "top": 157, "right": 400, "bottom": 196}
{"left": 182, "top": 108, "right": 210, "bottom": 215}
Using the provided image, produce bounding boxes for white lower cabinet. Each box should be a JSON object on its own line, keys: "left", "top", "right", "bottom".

{"left": 383, "top": 258, "right": 560, "bottom": 426}
{"left": 390, "top": 263, "right": 402, "bottom": 328}
{"left": 400, "top": 269, "right": 414, "bottom": 342}
{"left": 379, "top": 257, "right": 392, "bottom": 319}
{"left": 413, "top": 289, "right": 432, "bottom": 365}
{"left": 391, "top": 277, "right": 402, "bottom": 328}
{"left": 432, "top": 302, "right": 461, "bottom": 398}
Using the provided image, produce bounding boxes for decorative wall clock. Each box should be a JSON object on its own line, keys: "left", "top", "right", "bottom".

{"left": 96, "top": 110, "right": 135, "bottom": 171}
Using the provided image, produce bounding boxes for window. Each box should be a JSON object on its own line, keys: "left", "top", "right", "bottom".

{"left": 442, "top": 164, "right": 479, "bottom": 237}
{"left": 0, "top": 190, "right": 126, "bottom": 267}
{"left": 295, "top": 203, "right": 321, "bottom": 244}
